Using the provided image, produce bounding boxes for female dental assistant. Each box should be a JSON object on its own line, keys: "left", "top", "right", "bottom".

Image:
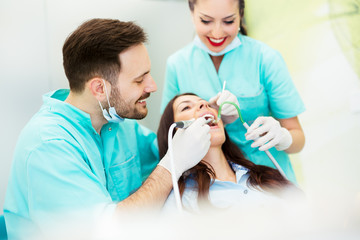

{"left": 160, "top": 0, "right": 305, "bottom": 183}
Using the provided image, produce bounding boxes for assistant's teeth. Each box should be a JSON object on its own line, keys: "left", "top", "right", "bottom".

{"left": 209, "top": 37, "right": 224, "bottom": 43}
{"left": 138, "top": 99, "right": 146, "bottom": 103}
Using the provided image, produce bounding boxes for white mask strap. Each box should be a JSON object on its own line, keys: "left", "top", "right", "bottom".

{"left": 98, "top": 101, "right": 105, "bottom": 111}
{"left": 102, "top": 79, "right": 112, "bottom": 108}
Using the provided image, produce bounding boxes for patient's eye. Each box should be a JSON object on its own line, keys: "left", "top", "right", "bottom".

{"left": 181, "top": 106, "right": 190, "bottom": 112}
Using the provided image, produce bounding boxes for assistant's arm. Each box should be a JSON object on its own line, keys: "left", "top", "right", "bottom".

{"left": 256, "top": 46, "right": 306, "bottom": 154}
{"left": 279, "top": 117, "right": 305, "bottom": 153}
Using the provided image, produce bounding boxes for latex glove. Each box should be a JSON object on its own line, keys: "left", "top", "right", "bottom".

{"left": 159, "top": 117, "right": 211, "bottom": 179}
{"left": 209, "top": 90, "right": 239, "bottom": 125}
{"left": 245, "top": 116, "right": 292, "bottom": 151}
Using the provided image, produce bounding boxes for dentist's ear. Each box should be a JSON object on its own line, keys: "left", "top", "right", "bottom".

{"left": 88, "top": 78, "right": 109, "bottom": 101}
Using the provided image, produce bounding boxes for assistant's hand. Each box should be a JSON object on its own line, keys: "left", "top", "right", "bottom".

{"left": 159, "top": 117, "right": 211, "bottom": 179}
{"left": 209, "top": 90, "right": 239, "bottom": 125}
{"left": 245, "top": 116, "right": 293, "bottom": 151}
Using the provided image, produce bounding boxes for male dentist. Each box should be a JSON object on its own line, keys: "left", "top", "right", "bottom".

{"left": 4, "top": 18, "right": 211, "bottom": 239}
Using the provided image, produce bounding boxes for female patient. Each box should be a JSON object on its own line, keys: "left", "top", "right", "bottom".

{"left": 157, "top": 93, "right": 301, "bottom": 212}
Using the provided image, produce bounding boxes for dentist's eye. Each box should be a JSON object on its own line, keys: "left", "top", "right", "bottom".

{"left": 134, "top": 77, "right": 144, "bottom": 84}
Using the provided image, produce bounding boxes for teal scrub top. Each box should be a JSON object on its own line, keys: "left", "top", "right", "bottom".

{"left": 161, "top": 34, "right": 305, "bottom": 183}
{"left": 4, "top": 89, "right": 159, "bottom": 239}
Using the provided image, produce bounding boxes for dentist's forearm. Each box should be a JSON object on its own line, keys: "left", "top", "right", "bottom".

{"left": 115, "top": 165, "right": 172, "bottom": 211}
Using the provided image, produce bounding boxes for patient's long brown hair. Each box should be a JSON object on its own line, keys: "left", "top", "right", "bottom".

{"left": 157, "top": 93, "right": 292, "bottom": 205}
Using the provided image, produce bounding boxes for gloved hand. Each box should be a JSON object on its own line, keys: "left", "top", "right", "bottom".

{"left": 159, "top": 117, "right": 211, "bottom": 179}
{"left": 209, "top": 90, "right": 239, "bottom": 125}
{"left": 245, "top": 116, "right": 293, "bottom": 151}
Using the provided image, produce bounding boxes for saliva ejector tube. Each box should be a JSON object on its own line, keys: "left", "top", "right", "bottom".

{"left": 215, "top": 101, "right": 288, "bottom": 180}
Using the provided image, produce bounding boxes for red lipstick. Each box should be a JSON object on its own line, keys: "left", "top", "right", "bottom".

{"left": 207, "top": 37, "right": 227, "bottom": 47}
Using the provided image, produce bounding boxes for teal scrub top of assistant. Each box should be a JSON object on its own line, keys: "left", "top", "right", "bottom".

{"left": 161, "top": 34, "right": 305, "bottom": 183}
{"left": 4, "top": 89, "right": 159, "bottom": 239}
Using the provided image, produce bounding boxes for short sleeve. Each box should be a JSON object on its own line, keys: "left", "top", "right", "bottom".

{"left": 260, "top": 48, "right": 305, "bottom": 118}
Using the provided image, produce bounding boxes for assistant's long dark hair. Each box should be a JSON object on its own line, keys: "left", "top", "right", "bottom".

{"left": 157, "top": 93, "right": 293, "bottom": 205}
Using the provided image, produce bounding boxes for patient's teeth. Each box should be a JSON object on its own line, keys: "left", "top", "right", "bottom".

{"left": 203, "top": 114, "right": 214, "bottom": 119}
{"left": 203, "top": 114, "right": 215, "bottom": 124}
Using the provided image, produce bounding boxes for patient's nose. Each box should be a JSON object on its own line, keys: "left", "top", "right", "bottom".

{"left": 197, "top": 101, "right": 209, "bottom": 110}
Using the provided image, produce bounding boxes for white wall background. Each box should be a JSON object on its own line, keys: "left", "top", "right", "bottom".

{"left": 1, "top": 0, "right": 359, "bottom": 227}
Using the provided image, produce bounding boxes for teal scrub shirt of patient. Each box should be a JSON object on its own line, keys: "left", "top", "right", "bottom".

{"left": 4, "top": 89, "right": 159, "bottom": 239}
{"left": 161, "top": 34, "right": 305, "bottom": 183}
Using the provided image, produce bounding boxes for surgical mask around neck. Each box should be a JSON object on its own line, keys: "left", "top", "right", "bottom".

{"left": 193, "top": 35, "right": 241, "bottom": 56}
{"left": 98, "top": 80, "right": 124, "bottom": 123}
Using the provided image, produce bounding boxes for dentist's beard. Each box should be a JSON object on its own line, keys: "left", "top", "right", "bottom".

{"left": 109, "top": 87, "right": 148, "bottom": 120}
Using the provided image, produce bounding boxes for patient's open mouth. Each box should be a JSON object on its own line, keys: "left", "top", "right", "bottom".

{"left": 203, "top": 114, "right": 217, "bottom": 127}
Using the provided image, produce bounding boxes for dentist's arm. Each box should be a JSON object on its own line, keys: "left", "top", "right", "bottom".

{"left": 116, "top": 117, "right": 211, "bottom": 211}
{"left": 116, "top": 165, "right": 172, "bottom": 210}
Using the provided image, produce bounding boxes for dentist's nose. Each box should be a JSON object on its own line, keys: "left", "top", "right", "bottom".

{"left": 144, "top": 74, "right": 157, "bottom": 93}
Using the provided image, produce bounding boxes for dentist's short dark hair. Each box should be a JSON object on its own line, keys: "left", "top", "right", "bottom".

{"left": 63, "top": 18, "right": 147, "bottom": 92}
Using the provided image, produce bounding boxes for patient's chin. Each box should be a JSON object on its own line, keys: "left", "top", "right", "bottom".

{"left": 210, "top": 133, "right": 226, "bottom": 147}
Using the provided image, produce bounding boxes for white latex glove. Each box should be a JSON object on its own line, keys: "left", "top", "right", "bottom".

{"left": 159, "top": 117, "right": 211, "bottom": 179}
{"left": 209, "top": 90, "right": 239, "bottom": 125}
{"left": 245, "top": 116, "right": 292, "bottom": 151}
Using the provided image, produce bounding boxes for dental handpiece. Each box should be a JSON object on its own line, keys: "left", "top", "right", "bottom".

{"left": 175, "top": 115, "right": 214, "bottom": 129}
{"left": 175, "top": 119, "right": 195, "bottom": 129}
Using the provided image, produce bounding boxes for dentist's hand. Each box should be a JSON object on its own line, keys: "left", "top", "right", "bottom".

{"left": 209, "top": 90, "right": 239, "bottom": 125}
{"left": 159, "top": 117, "right": 211, "bottom": 179}
{"left": 245, "top": 116, "right": 293, "bottom": 151}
